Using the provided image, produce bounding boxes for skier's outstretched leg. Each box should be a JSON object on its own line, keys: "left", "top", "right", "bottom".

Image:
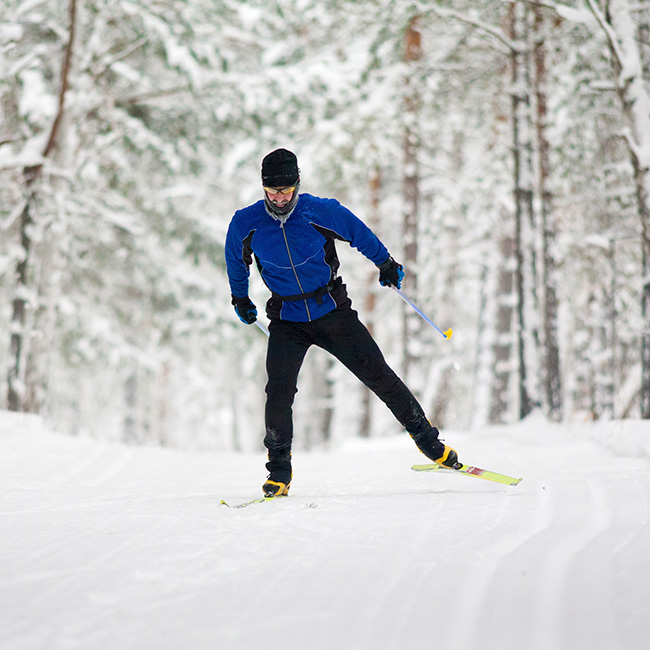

{"left": 313, "top": 306, "right": 459, "bottom": 468}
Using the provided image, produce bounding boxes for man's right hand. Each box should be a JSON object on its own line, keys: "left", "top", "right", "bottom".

{"left": 231, "top": 295, "right": 258, "bottom": 324}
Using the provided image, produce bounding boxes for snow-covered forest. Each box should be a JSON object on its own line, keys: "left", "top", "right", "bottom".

{"left": 1, "top": 0, "right": 649, "bottom": 452}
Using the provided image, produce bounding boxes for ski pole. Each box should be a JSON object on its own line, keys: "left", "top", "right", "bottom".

{"left": 255, "top": 320, "right": 270, "bottom": 337}
{"left": 393, "top": 287, "right": 452, "bottom": 340}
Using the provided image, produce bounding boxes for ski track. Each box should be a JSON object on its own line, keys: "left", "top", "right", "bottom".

{"left": 460, "top": 468, "right": 650, "bottom": 650}
{"left": 1, "top": 418, "right": 650, "bottom": 650}
{"left": 519, "top": 474, "right": 614, "bottom": 650}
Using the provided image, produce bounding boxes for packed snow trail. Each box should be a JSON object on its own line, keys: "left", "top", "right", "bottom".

{"left": 1, "top": 412, "right": 649, "bottom": 650}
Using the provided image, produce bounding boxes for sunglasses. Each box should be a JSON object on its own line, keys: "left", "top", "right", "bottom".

{"left": 263, "top": 186, "right": 296, "bottom": 195}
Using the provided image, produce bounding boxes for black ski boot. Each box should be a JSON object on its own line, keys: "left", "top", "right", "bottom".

{"left": 262, "top": 452, "right": 292, "bottom": 497}
{"left": 411, "top": 426, "right": 461, "bottom": 469}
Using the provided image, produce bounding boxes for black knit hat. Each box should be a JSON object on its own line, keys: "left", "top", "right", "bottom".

{"left": 261, "top": 149, "right": 300, "bottom": 187}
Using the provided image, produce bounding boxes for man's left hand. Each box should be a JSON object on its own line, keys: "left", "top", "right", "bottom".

{"left": 377, "top": 256, "right": 405, "bottom": 289}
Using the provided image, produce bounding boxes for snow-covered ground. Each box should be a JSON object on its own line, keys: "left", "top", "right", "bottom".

{"left": 1, "top": 411, "right": 649, "bottom": 650}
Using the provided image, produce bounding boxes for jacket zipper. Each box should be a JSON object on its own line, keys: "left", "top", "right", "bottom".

{"left": 280, "top": 222, "right": 311, "bottom": 321}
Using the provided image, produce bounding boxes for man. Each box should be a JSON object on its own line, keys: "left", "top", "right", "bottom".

{"left": 225, "top": 148, "right": 459, "bottom": 497}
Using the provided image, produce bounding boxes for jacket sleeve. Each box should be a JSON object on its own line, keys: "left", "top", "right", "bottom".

{"left": 317, "top": 199, "right": 389, "bottom": 265}
{"left": 225, "top": 214, "right": 254, "bottom": 298}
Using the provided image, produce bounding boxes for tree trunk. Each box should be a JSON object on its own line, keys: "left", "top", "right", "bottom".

{"left": 360, "top": 165, "right": 382, "bottom": 438}
{"left": 123, "top": 368, "right": 138, "bottom": 444}
{"left": 489, "top": 236, "right": 516, "bottom": 424}
{"left": 319, "top": 357, "right": 335, "bottom": 445}
{"left": 533, "top": 2, "right": 563, "bottom": 421}
{"left": 6, "top": 0, "right": 77, "bottom": 413}
{"left": 508, "top": 1, "right": 535, "bottom": 419}
{"left": 401, "top": 14, "right": 423, "bottom": 391}
{"left": 596, "top": 0, "right": 650, "bottom": 417}
{"left": 7, "top": 190, "right": 36, "bottom": 412}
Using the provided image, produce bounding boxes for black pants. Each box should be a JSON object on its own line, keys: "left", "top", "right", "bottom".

{"left": 264, "top": 305, "right": 431, "bottom": 456}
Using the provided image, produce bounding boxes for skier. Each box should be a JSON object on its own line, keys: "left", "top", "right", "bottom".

{"left": 225, "top": 148, "right": 459, "bottom": 497}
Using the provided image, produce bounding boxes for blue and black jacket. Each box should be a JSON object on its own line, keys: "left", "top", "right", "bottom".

{"left": 225, "top": 193, "right": 389, "bottom": 322}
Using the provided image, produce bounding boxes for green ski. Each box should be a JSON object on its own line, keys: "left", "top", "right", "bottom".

{"left": 412, "top": 463, "right": 522, "bottom": 486}
{"left": 220, "top": 495, "right": 287, "bottom": 509}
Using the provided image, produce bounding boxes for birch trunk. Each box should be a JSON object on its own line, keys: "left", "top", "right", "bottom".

{"left": 591, "top": 0, "right": 650, "bottom": 417}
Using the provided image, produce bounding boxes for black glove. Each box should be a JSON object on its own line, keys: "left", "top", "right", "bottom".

{"left": 377, "top": 256, "right": 405, "bottom": 289}
{"left": 231, "top": 295, "right": 257, "bottom": 324}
